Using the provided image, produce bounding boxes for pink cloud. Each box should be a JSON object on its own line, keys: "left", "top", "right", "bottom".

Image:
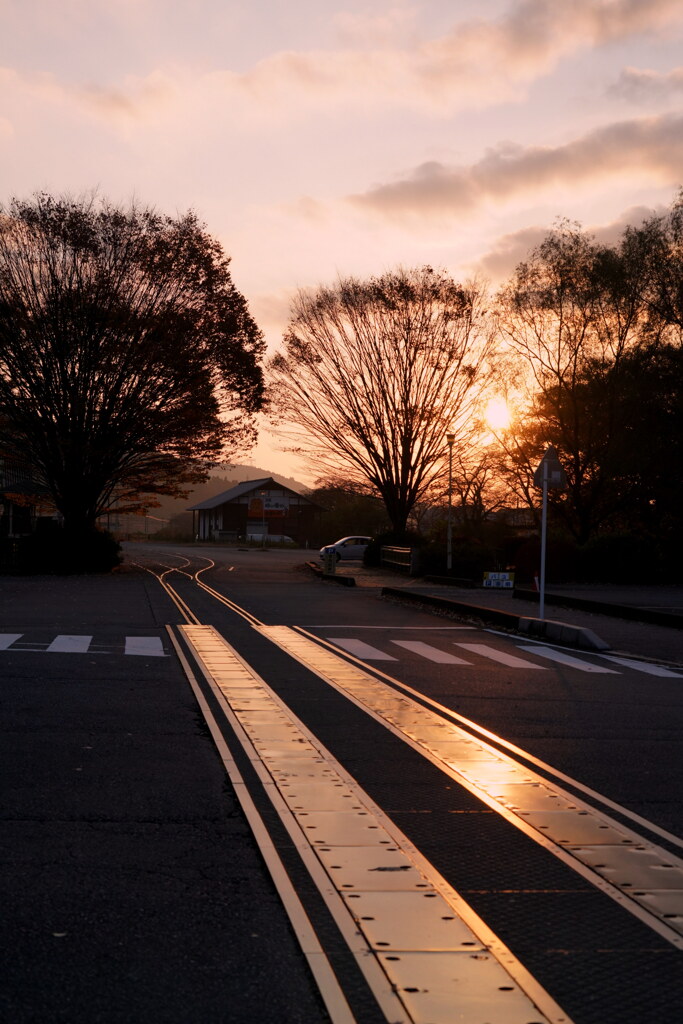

{"left": 473, "top": 204, "right": 665, "bottom": 281}
{"left": 350, "top": 114, "right": 683, "bottom": 219}
{"left": 213, "top": 0, "right": 683, "bottom": 116}
{"left": 610, "top": 66, "right": 683, "bottom": 102}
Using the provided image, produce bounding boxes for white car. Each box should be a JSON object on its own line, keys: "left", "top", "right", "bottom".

{"left": 320, "top": 536, "right": 372, "bottom": 561}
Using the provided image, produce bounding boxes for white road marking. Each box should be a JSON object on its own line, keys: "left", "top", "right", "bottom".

{"left": 455, "top": 643, "right": 548, "bottom": 669}
{"left": 0, "top": 634, "right": 167, "bottom": 656}
{"left": 516, "top": 645, "right": 618, "bottom": 673}
{"left": 47, "top": 635, "right": 92, "bottom": 653}
{"left": 125, "top": 636, "right": 166, "bottom": 657}
{"left": 600, "top": 655, "right": 682, "bottom": 677}
{"left": 392, "top": 640, "right": 470, "bottom": 664}
{"left": 326, "top": 638, "right": 397, "bottom": 661}
{"left": 0, "top": 633, "right": 23, "bottom": 649}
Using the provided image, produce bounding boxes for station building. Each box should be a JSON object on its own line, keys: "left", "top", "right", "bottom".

{"left": 189, "top": 477, "right": 322, "bottom": 546}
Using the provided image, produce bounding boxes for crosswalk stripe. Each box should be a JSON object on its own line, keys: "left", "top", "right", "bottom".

{"left": 391, "top": 640, "right": 469, "bottom": 664}
{"left": 600, "top": 655, "right": 682, "bottom": 677}
{"left": 517, "top": 645, "right": 618, "bottom": 673}
{"left": 125, "top": 636, "right": 165, "bottom": 657}
{"left": 326, "top": 639, "right": 397, "bottom": 661}
{"left": 455, "top": 643, "right": 548, "bottom": 669}
{"left": 0, "top": 634, "right": 167, "bottom": 656}
{"left": 47, "top": 635, "right": 92, "bottom": 653}
{"left": 0, "top": 633, "right": 23, "bottom": 649}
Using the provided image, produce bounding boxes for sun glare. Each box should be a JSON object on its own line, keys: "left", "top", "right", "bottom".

{"left": 485, "top": 398, "right": 511, "bottom": 430}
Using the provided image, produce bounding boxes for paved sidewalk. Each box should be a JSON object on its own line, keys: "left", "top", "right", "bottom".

{"left": 330, "top": 565, "right": 683, "bottom": 665}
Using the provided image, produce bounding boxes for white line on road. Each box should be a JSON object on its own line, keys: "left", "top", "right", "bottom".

{"left": 600, "top": 654, "right": 682, "bottom": 677}
{"left": 124, "top": 636, "right": 166, "bottom": 657}
{"left": 516, "top": 645, "right": 618, "bottom": 673}
{"left": 0, "top": 634, "right": 23, "bottom": 649}
{"left": 392, "top": 640, "right": 470, "bottom": 664}
{"left": 326, "top": 638, "right": 397, "bottom": 660}
{"left": 455, "top": 642, "right": 548, "bottom": 669}
{"left": 46, "top": 635, "right": 93, "bottom": 653}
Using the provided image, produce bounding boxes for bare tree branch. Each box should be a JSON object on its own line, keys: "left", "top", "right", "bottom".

{"left": 268, "top": 266, "right": 496, "bottom": 534}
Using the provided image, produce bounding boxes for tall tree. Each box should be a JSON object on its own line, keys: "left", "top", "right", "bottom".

{"left": 627, "top": 188, "right": 683, "bottom": 342}
{"left": 268, "top": 267, "right": 495, "bottom": 535}
{"left": 495, "top": 221, "right": 654, "bottom": 543}
{"left": 0, "top": 193, "right": 265, "bottom": 535}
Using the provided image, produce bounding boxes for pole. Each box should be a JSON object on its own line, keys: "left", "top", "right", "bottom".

{"left": 539, "top": 460, "right": 548, "bottom": 620}
{"left": 446, "top": 433, "right": 454, "bottom": 572}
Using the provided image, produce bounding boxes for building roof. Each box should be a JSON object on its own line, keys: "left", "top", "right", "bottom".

{"left": 188, "top": 477, "right": 313, "bottom": 511}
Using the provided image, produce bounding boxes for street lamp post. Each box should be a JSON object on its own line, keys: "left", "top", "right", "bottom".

{"left": 259, "top": 490, "right": 267, "bottom": 548}
{"left": 446, "top": 433, "right": 455, "bottom": 573}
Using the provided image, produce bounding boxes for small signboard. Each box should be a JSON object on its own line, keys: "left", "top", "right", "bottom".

{"left": 483, "top": 571, "right": 514, "bottom": 589}
{"left": 533, "top": 446, "right": 567, "bottom": 490}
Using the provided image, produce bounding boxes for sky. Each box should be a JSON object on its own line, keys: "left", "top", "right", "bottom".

{"left": 2, "top": 0, "right": 683, "bottom": 482}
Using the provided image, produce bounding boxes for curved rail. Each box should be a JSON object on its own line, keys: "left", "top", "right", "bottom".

{"left": 134, "top": 550, "right": 683, "bottom": 1021}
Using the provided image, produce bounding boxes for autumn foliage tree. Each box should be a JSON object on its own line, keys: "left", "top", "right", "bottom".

{"left": 0, "top": 194, "right": 265, "bottom": 554}
{"left": 268, "top": 267, "right": 495, "bottom": 536}
{"left": 495, "top": 221, "right": 657, "bottom": 543}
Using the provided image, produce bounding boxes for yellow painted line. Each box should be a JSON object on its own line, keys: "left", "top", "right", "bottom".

{"left": 193, "top": 569, "right": 263, "bottom": 627}
{"left": 181, "top": 624, "right": 572, "bottom": 1024}
{"left": 130, "top": 562, "right": 200, "bottom": 625}
{"left": 161, "top": 581, "right": 201, "bottom": 625}
{"left": 258, "top": 625, "right": 683, "bottom": 950}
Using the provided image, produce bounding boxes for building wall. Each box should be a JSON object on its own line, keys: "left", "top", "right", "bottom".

{"left": 197, "top": 487, "right": 321, "bottom": 544}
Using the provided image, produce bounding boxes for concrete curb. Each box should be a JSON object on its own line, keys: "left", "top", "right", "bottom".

{"left": 305, "top": 561, "right": 356, "bottom": 587}
{"left": 381, "top": 586, "right": 610, "bottom": 651}
{"left": 517, "top": 615, "right": 610, "bottom": 650}
{"left": 513, "top": 588, "right": 683, "bottom": 629}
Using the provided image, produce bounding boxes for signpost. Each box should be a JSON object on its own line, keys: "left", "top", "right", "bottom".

{"left": 483, "top": 571, "right": 514, "bottom": 589}
{"left": 533, "top": 446, "right": 567, "bottom": 620}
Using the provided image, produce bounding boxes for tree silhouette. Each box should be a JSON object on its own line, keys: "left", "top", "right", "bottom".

{"left": 269, "top": 267, "right": 495, "bottom": 536}
{"left": 0, "top": 194, "right": 265, "bottom": 538}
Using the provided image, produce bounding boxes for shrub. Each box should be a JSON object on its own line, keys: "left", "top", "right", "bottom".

{"left": 16, "top": 525, "right": 122, "bottom": 574}
{"left": 576, "top": 533, "right": 668, "bottom": 583}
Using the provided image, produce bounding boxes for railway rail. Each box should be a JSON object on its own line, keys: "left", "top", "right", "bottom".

{"left": 132, "top": 550, "right": 683, "bottom": 1024}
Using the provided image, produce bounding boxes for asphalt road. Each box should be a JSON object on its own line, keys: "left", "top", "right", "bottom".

{"left": 2, "top": 541, "right": 682, "bottom": 1024}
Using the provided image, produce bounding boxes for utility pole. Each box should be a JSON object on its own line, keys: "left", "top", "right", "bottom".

{"left": 446, "top": 433, "right": 455, "bottom": 572}
{"left": 533, "top": 446, "right": 567, "bottom": 619}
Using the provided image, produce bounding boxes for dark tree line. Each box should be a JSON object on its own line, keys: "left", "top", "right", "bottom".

{"left": 3, "top": 188, "right": 680, "bottom": 576}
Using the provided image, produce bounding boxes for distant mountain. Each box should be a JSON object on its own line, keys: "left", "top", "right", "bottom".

{"left": 211, "top": 464, "right": 307, "bottom": 493}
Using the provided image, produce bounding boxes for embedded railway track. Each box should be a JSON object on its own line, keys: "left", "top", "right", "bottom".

{"left": 132, "top": 550, "right": 683, "bottom": 1024}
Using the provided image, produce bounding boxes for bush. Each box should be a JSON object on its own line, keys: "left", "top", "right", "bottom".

{"left": 507, "top": 534, "right": 578, "bottom": 585}
{"left": 509, "top": 531, "right": 683, "bottom": 584}
{"left": 15, "top": 525, "right": 122, "bottom": 574}
{"left": 576, "top": 533, "right": 675, "bottom": 583}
